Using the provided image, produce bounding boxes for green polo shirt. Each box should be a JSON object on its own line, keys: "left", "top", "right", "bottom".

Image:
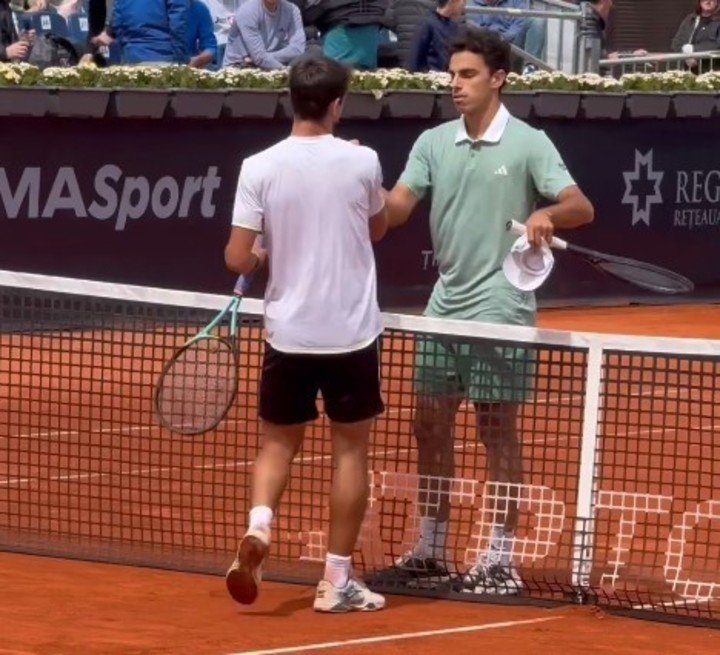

{"left": 399, "top": 105, "right": 576, "bottom": 325}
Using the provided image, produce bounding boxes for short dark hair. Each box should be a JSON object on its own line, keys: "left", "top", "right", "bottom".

{"left": 449, "top": 27, "right": 511, "bottom": 77}
{"left": 289, "top": 55, "right": 351, "bottom": 121}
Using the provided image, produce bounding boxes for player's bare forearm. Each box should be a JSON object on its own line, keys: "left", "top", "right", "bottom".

{"left": 525, "top": 186, "right": 594, "bottom": 246}
{"left": 385, "top": 183, "right": 419, "bottom": 229}
{"left": 542, "top": 186, "right": 594, "bottom": 229}
{"left": 225, "top": 226, "right": 266, "bottom": 274}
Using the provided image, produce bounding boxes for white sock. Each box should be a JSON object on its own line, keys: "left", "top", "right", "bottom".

{"left": 324, "top": 553, "right": 352, "bottom": 588}
{"left": 248, "top": 505, "right": 274, "bottom": 534}
{"left": 489, "top": 525, "right": 514, "bottom": 567}
{"left": 419, "top": 517, "right": 448, "bottom": 560}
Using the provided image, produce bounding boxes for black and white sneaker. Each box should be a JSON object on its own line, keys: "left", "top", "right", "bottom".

{"left": 367, "top": 550, "right": 451, "bottom": 589}
{"left": 461, "top": 560, "right": 523, "bottom": 596}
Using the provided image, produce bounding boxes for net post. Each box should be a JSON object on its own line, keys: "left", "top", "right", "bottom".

{"left": 571, "top": 340, "right": 604, "bottom": 602}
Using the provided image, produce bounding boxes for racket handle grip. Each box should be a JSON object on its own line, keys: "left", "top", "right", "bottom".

{"left": 234, "top": 274, "right": 254, "bottom": 297}
{"left": 506, "top": 219, "right": 568, "bottom": 250}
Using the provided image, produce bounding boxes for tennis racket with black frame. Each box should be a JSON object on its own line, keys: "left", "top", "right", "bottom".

{"left": 154, "top": 275, "right": 252, "bottom": 435}
{"left": 507, "top": 220, "right": 694, "bottom": 295}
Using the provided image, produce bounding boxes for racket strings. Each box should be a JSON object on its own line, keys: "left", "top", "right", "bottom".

{"left": 156, "top": 337, "right": 237, "bottom": 434}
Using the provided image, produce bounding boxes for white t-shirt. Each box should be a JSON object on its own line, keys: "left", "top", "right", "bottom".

{"left": 231, "top": 135, "right": 385, "bottom": 354}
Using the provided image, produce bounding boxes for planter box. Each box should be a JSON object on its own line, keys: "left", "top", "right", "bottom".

{"left": 382, "top": 90, "right": 435, "bottom": 119}
{"left": 0, "top": 86, "right": 53, "bottom": 117}
{"left": 503, "top": 91, "right": 535, "bottom": 119}
{"left": 168, "top": 90, "right": 225, "bottom": 119}
{"left": 435, "top": 93, "right": 458, "bottom": 120}
{"left": 342, "top": 92, "right": 382, "bottom": 120}
{"left": 223, "top": 90, "right": 279, "bottom": 119}
{"left": 532, "top": 91, "right": 580, "bottom": 119}
{"left": 580, "top": 92, "right": 626, "bottom": 120}
{"left": 53, "top": 89, "right": 110, "bottom": 118}
{"left": 110, "top": 89, "right": 169, "bottom": 119}
{"left": 672, "top": 92, "right": 716, "bottom": 119}
{"left": 277, "top": 92, "right": 293, "bottom": 119}
{"left": 624, "top": 93, "right": 671, "bottom": 119}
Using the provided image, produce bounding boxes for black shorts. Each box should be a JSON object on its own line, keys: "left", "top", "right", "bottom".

{"left": 259, "top": 340, "right": 384, "bottom": 425}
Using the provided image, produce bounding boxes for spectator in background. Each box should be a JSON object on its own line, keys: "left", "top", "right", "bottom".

{"left": 311, "top": 0, "right": 389, "bottom": 70}
{"left": 1, "top": 0, "right": 31, "bottom": 61}
{"left": 583, "top": 0, "right": 646, "bottom": 62}
{"left": 94, "top": 0, "right": 190, "bottom": 65}
{"left": 408, "top": 0, "right": 463, "bottom": 73}
{"left": 467, "top": 0, "right": 527, "bottom": 46}
{"left": 467, "top": 0, "right": 547, "bottom": 72}
{"left": 188, "top": 0, "right": 218, "bottom": 68}
{"left": 672, "top": 0, "right": 720, "bottom": 71}
{"left": 223, "top": 0, "right": 305, "bottom": 70}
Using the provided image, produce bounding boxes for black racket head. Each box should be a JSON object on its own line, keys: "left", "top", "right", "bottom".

{"left": 154, "top": 335, "right": 238, "bottom": 435}
{"left": 594, "top": 259, "right": 694, "bottom": 295}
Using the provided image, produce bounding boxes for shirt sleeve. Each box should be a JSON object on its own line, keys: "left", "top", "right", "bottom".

{"left": 231, "top": 162, "right": 263, "bottom": 231}
{"left": 368, "top": 153, "right": 385, "bottom": 217}
{"left": 398, "top": 131, "right": 432, "bottom": 201}
{"left": 529, "top": 131, "right": 576, "bottom": 200}
{"left": 408, "top": 20, "right": 431, "bottom": 72}
{"left": 272, "top": 5, "right": 307, "bottom": 64}
{"left": 196, "top": 2, "right": 219, "bottom": 61}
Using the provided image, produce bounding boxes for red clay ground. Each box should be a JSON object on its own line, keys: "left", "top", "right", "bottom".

{"left": 2, "top": 304, "right": 720, "bottom": 654}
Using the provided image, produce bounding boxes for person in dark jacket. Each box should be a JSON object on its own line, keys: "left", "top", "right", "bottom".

{"left": 672, "top": 0, "right": 720, "bottom": 68}
{"left": 0, "top": 0, "right": 31, "bottom": 62}
{"left": 408, "top": 0, "right": 463, "bottom": 72}
{"left": 307, "top": 0, "right": 389, "bottom": 70}
{"left": 95, "top": 0, "right": 190, "bottom": 64}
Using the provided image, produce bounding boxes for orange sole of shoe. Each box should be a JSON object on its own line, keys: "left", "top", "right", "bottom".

{"left": 225, "top": 536, "right": 266, "bottom": 605}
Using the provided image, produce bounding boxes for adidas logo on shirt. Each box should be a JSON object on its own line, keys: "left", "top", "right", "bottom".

{"left": 494, "top": 165, "right": 509, "bottom": 176}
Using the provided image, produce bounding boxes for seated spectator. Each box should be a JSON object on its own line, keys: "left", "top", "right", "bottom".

{"left": 467, "top": 0, "right": 527, "bottom": 47}
{"left": 93, "top": 0, "right": 189, "bottom": 65}
{"left": 467, "top": 0, "right": 548, "bottom": 71}
{"left": 308, "top": 0, "right": 389, "bottom": 71}
{"left": 583, "top": 0, "right": 646, "bottom": 62}
{"left": 1, "top": 0, "right": 32, "bottom": 61}
{"left": 188, "top": 0, "right": 218, "bottom": 68}
{"left": 223, "top": 0, "right": 305, "bottom": 70}
{"left": 672, "top": 0, "right": 720, "bottom": 71}
{"left": 408, "top": 0, "right": 463, "bottom": 72}
{"left": 382, "top": 0, "right": 433, "bottom": 69}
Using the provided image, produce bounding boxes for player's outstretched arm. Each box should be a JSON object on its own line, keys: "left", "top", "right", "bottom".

{"left": 384, "top": 183, "right": 420, "bottom": 230}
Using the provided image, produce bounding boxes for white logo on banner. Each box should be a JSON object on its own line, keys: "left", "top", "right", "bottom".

{"left": 0, "top": 165, "right": 222, "bottom": 231}
{"left": 622, "top": 149, "right": 664, "bottom": 227}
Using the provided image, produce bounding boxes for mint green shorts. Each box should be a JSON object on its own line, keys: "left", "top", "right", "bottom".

{"left": 414, "top": 335, "right": 537, "bottom": 403}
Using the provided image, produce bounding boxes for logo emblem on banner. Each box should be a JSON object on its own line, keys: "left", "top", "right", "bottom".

{"left": 622, "top": 150, "right": 664, "bottom": 227}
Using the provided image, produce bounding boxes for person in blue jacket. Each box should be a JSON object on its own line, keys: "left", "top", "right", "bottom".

{"left": 187, "top": 0, "right": 218, "bottom": 68}
{"left": 99, "top": 0, "right": 191, "bottom": 64}
{"left": 467, "top": 0, "right": 528, "bottom": 46}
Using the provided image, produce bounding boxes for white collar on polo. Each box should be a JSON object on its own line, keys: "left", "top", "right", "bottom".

{"left": 455, "top": 103, "right": 511, "bottom": 145}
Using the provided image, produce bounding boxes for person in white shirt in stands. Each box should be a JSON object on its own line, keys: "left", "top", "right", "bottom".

{"left": 223, "top": 53, "right": 389, "bottom": 614}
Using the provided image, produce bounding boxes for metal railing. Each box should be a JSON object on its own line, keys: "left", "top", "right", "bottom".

{"left": 463, "top": 1, "right": 592, "bottom": 74}
{"left": 600, "top": 51, "right": 720, "bottom": 77}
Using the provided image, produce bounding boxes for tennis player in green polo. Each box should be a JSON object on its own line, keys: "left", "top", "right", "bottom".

{"left": 383, "top": 27, "right": 594, "bottom": 595}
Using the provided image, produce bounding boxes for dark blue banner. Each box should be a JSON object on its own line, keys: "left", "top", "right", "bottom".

{"left": 0, "top": 115, "right": 711, "bottom": 307}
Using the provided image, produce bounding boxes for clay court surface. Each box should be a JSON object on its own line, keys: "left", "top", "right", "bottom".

{"left": 2, "top": 303, "right": 720, "bottom": 654}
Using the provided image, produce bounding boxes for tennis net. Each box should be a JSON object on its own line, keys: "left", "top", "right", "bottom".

{"left": 1, "top": 270, "right": 719, "bottom": 626}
